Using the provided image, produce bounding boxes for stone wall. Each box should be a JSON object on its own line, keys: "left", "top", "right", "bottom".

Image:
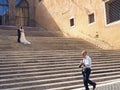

{"left": 8, "top": 0, "right": 16, "bottom": 25}
{"left": 26, "top": 0, "right": 35, "bottom": 26}
{"left": 8, "top": 0, "right": 35, "bottom": 26}
{"left": 35, "top": 0, "right": 120, "bottom": 49}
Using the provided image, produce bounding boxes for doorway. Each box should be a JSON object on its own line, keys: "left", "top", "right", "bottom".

{"left": 16, "top": 0, "right": 29, "bottom": 26}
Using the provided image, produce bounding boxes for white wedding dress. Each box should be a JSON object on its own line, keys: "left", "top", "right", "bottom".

{"left": 20, "top": 32, "right": 31, "bottom": 44}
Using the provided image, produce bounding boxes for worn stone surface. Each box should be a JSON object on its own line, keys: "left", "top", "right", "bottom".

{"left": 96, "top": 80, "right": 120, "bottom": 90}
{"left": 35, "top": 0, "right": 120, "bottom": 49}
{"left": 73, "top": 80, "right": 120, "bottom": 90}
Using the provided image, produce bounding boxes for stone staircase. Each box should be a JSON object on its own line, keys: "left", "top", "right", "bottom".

{"left": 0, "top": 26, "right": 120, "bottom": 90}
{"left": 0, "top": 50, "right": 120, "bottom": 90}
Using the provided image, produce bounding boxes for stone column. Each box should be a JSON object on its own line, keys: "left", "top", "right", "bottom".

{"left": 27, "top": 0, "right": 35, "bottom": 26}
{"left": 8, "top": 0, "right": 16, "bottom": 25}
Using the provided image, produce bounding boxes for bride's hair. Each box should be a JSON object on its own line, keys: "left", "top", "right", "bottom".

{"left": 20, "top": 26, "right": 23, "bottom": 29}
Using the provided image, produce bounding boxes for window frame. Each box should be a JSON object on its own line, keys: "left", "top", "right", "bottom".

{"left": 104, "top": 0, "right": 120, "bottom": 26}
{"left": 70, "top": 16, "right": 75, "bottom": 27}
{"left": 88, "top": 12, "right": 96, "bottom": 25}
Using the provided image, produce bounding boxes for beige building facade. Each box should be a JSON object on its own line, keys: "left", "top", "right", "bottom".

{"left": 35, "top": 0, "right": 120, "bottom": 49}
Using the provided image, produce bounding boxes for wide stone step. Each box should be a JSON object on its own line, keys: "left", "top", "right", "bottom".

{"left": 0, "top": 26, "right": 64, "bottom": 37}
{"left": 0, "top": 60, "right": 120, "bottom": 71}
{"left": 0, "top": 68, "right": 120, "bottom": 83}
{"left": 0, "top": 74, "right": 120, "bottom": 90}
{"left": 0, "top": 67, "right": 119, "bottom": 83}
{"left": 1, "top": 59, "right": 119, "bottom": 69}
{"left": 0, "top": 56, "right": 120, "bottom": 63}
{"left": 0, "top": 36, "right": 100, "bottom": 51}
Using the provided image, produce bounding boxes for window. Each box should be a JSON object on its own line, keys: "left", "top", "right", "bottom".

{"left": 0, "top": 0, "right": 9, "bottom": 25}
{"left": 70, "top": 18, "right": 74, "bottom": 27}
{"left": 105, "top": 0, "right": 120, "bottom": 24}
{"left": 88, "top": 13, "right": 95, "bottom": 24}
{"left": 16, "top": 0, "right": 21, "bottom": 5}
{"left": 38, "top": 0, "right": 42, "bottom": 2}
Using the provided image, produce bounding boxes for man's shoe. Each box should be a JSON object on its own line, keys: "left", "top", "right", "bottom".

{"left": 93, "top": 83, "right": 96, "bottom": 90}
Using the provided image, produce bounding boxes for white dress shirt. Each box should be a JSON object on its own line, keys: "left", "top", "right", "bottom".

{"left": 83, "top": 55, "right": 92, "bottom": 68}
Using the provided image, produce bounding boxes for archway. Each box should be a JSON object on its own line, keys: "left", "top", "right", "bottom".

{"left": 16, "top": 0, "right": 29, "bottom": 26}
{"left": 0, "top": 0, "right": 9, "bottom": 25}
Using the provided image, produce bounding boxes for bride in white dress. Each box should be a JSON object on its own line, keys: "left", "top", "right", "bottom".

{"left": 20, "top": 27, "right": 31, "bottom": 44}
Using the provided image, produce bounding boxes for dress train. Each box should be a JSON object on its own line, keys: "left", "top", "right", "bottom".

{"left": 20, "top": 32, "right": 31, "bottom": 44}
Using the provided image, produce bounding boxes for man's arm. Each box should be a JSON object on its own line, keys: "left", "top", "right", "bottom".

{"left": 79, "top": 62, "right": 85, "bottom": 68}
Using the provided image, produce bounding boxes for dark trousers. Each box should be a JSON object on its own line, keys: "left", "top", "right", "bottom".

{"left": 17, "top": 30, "right": 21, "bottom": 43}
{"left": 17, "top": 35, "right": 20, "bottom": 43}
{"left": 82, "top": 68, "right": 96, "bottom": 90}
